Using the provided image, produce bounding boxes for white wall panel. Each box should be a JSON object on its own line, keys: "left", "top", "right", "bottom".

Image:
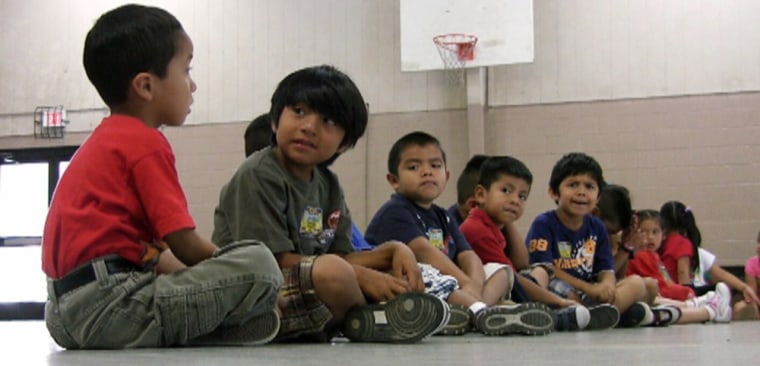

{"left": 492, "top": 0, "right": 760, "bottom": 106}
{"left": 4, "top": 1, "right": 760, "bottom": 136}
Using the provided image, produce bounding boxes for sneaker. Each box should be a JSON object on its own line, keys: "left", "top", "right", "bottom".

{"left": 553, "top": 306, "right": 590, "bottom": 331}
{"left": 342, "top": 292, "right": 449, "bottom": 343}
{"left": 437, "top": 304, "right": 471, "bottom": 336}
{"left": 706, "top": 282, "right": 732, "bottom": 323}
{"left": 689, "top": 291, "right": 716, "bottom": 308}
{"left": 191, "top": 309, "right": 280, "bottom": 346}
{"left": 618, "top": 301, "right": 652, "bottom": 328}
{"left": 585, "top": 304, "right": 620, "bottom": 330}
{"left": 474, "top": 302, "right": 554, "bottom": 336}
{"left": 648, "top": 305, "right": 681, "bottom": 326}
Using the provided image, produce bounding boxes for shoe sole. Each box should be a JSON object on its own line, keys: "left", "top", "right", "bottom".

{"left": 190, "top": 309, "right": 280, "bottom": 346}
{"left": 342, "top": 292, "right": 448, "bottom": 343}
{"left": 437, "top": 304, "right": 470, "bottom": 336}
{"left": 477, "top": 302, "right": 554, "bottom": 336}
{"left": 586, "top": 305, "right": 620, "bottom": 330}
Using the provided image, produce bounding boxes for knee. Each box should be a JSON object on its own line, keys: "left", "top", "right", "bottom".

{"left": 643, "top": 278, "right": 659, "bottom": 302}
{"left": 312, "top": 254, "right": 356, "bottom": 294}
{"left": 622, "top": 274, "right": 648, "bottom": 297}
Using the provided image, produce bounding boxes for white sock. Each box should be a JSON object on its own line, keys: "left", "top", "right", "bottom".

{"left": 469, "top": 301, "right": 487, "bottom": 317}
{"left": 703, "top": 304, "right": 716, "bottom": 321}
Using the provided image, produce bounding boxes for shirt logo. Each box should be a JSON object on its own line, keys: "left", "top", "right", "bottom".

{"left": 299, "top": 206, "right": 323, "bottom": 237}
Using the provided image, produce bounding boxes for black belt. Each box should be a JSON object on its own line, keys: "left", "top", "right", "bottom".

{"left": 53, "top": 257, "right": 141, "bottom": 297}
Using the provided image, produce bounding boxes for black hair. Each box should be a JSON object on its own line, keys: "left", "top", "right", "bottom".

{"left": 478, "top": 156, "right": 533, "bottom": 190}
{"left": 456, "top": 154, "right": 489, "bottom": 204}
{"left": 387, "top": 131, "right": 446, "bottom": 176}
{"left": 660, "top": 200, "right": 702, "bottom": 272}
{"left": 244, "top": 113, "right": 273, "bottom": 157}
{"left": 549, "top": 152, "right": 606, "bottom": 194}
{"left": 635, "top": 209, "right": 661, "bottom": 226}
{"left": 597, "top": 184, "right": 632, "bottom": 233}
{"left": 269, "top": 65, "right": 367, "bottom": 166}
{"left": 83, "top": 4, "right": 184, "bottom": 106}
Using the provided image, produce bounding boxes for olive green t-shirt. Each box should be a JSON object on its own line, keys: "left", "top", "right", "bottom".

{"left": 212, "top": 147, "right": 353, "bottom": 256}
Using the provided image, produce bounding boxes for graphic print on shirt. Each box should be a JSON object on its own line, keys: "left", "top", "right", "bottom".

{"left": 300, "top": 206, "right": 324, "bottom": 237}
{"left": 555, "top": 237, "right": 596, "bottom": 275}
{"left": 300, "top": 206, "right": 340, "bottom": 249}
{"left": 427, "top": 228, "right": 451, "bottom": 257}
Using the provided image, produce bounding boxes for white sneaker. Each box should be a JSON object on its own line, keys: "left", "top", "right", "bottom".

{"left": 689, "top": 291, "right": 716, "bottom": 308}
{"left": 705, "top": 283, "right": 732, "bottom": 323}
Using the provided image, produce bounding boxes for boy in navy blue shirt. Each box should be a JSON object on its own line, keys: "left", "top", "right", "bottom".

{"left": 366, "top": 131, "right": 554, "bottom": 336}
{"left": 526, "top": 152, "right": 650, "bottom": 329}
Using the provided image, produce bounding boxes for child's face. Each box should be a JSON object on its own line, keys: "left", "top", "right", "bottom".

{"left": 550, "top": 173, "right": 599, "bottom": 218}
{"left": 387, "top": 144, "right": 449, "bottom": 208}
{"left": 476, "top": 174, "right": 530, "bottom": 226}
{"left": 153, "top": 31, "right": 196, "bottom": 127}
{"left": 273, "top": 103, "right": 346, "bottom": 180}
{"left": 636, "top": 218, "right": 663, "bottom": 252}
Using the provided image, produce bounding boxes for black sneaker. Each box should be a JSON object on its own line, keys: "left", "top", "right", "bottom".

{"left": 342, "top": 292, "right": 449, "bottom": 343}
{"left": 190, "top": 309, "right": 280, "bottom": 346}
{"left": 475, "top": 302, "right": 554, "bottom": 336}
{"left": 586, "top": 304, "right": 620, "bottom": 330}
{"left": 553, "top": 306, "right": 590, "bottom": 331}
{"left": 618, "top": 301, "right": 652, "bottom": 328}
{"left": 437, "top": 304, "right": 471, "bottom": 336}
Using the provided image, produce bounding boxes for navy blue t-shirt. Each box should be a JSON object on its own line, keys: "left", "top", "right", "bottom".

{"left": 365, "top": 194, "right": 472, "bottom": 261}
{"left": 525, "top": 210, "right": 614, "bottom": 282}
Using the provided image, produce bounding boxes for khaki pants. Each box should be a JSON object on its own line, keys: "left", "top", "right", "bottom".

{"left": 45, "top": 240, "right": 282, "bottom": 349}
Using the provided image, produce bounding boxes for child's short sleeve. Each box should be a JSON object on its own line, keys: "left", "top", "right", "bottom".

{"left": 526, "top": 212, "right": 556, "bottom": 266}
{"left": 364, "top": 199, "right": 427, "bottom": 246}
{"left": 746, "top": 256, "right": 760, "bottom": 278}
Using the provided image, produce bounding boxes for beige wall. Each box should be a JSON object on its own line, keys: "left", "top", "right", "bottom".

{"left": 7, "top": 91, "right": 755, "bottom": 265}
{"left": 171, "top": 90, "right": 760, "bottom": 266}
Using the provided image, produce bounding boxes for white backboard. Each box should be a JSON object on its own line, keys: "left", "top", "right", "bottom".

{"left": 400, "top": 0, "right": 534, "bottom": 71}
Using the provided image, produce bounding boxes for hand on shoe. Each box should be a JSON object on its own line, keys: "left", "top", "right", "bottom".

{"left": 391, "top": 244, "right": 425, "bottom": 292}
{"left": 358, "top": 269, "right": 411, "bottom": 302}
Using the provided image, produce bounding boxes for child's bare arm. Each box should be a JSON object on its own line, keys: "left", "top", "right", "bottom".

{"left": 503, "top": 222, "right": 529, "bottom": 270}
{"left": 710, "top": 264, "right": 760, "bottom": 305}
{"left": 344, "top": 241, "right": 424, "bottom": 292}
{"left": 164, "top": 228, "right": 217, "bottom": 266}
{"left": 676, "top": 256, "right": 691, "bottom": 285}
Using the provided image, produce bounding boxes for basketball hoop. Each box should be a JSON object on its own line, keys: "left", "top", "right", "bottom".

{"left": 433, "top": 34, "right": 478, "bottom": 84}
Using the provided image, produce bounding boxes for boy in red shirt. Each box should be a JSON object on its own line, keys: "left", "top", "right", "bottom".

{"left": 42, "top": 4, "right": 282, "bottom": 348}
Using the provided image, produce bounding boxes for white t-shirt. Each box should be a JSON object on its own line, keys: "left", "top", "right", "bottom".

{"left": 693, "top": 248, "right": 717, "bottom": 287}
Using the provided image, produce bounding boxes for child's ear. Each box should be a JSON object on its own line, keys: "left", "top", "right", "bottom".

{"left": 386, "top": 173, "right": 400, "bottom": 191}
{"left": 131, "top": 72, "right": 154, "bottom": 101}
{"left": 473, "top": 184, "right": 487, "bottom": 205}
{"left": 548, "top": 187, "right": 559, "bottom": 203}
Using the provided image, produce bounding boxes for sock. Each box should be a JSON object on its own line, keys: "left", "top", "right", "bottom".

{"left": 703, "top": 305, "right": 716, "bottom": 321}
{"left": 469, "top": 301, "right": 487, "bottom": 317}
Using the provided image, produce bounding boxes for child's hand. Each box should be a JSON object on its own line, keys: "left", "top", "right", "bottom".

{"left": 588, "top": 282, "right": 615, "bottom": 303}
{"left": 359, "top": 270, "right": 411, "bottom": 302}
{"left": 390, "top": 244, "right": 424, "bottom": 292}
{"left": 742, "top": 284, "right": 760, "bottom": 306}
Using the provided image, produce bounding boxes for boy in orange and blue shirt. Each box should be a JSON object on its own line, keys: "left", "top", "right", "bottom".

{"left": 525, "top": 152, "right": 650, "bottom": 329}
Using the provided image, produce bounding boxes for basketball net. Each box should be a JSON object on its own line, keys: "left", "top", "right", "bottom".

{"left": 433, "top": 34, "right": 477, "bottom": 85}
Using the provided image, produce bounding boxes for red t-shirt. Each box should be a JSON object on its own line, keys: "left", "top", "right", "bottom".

{"left": 42, "top": 115, "right": 195, "bottom": 278}
{"left": 459, "top": 207, "right": 513, "bottom": 266}
{"left": 627, "top": 250, "right": 694, "bottom": 301}
{"left": 658, "top": 233, "right": 695, "bottom": 284}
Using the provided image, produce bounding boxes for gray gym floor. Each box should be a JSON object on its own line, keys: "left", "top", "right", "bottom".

{"left": 2, "top": 320, "right": 756, "bottom": 366}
